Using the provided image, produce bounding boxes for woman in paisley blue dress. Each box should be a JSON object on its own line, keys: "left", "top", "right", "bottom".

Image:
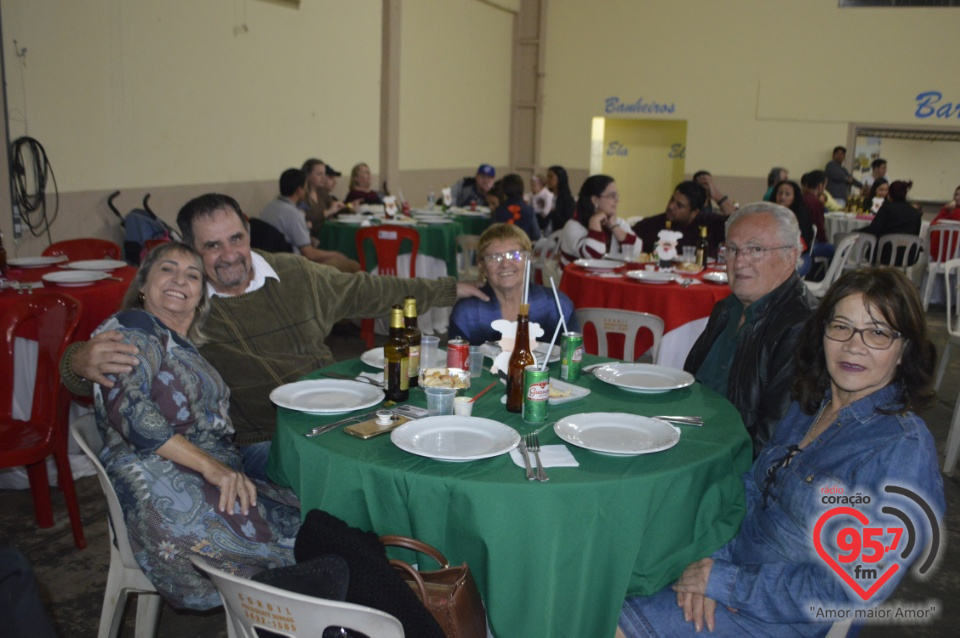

{"left": 93, "top": 242, "right": 301, "bottom": 610}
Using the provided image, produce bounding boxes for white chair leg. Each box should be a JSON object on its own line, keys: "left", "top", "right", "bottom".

{"left": 99, "top": 554, "right": 127, "bottom": 638}
{"left": 935, "top": 342, "right": 952, "bottom": 392}
{"left": 134, "top": 593, "right": 162, "bottom": 638}
{"left": 943, "top": 397, "right": 960, "bottom": 476}
{"left": 922, "top": 269, "right": 937, "bottom": 311}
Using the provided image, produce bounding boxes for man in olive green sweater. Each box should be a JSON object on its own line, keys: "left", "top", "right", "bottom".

{"left": 61, "top": 193, "right": 487, "bottom": 477}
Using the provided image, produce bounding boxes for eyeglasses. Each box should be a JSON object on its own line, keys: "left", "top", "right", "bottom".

{"left": 481, "top": 250, "right": 529, "bottom": 264}
{"left": 600, "top": 192, "right": 620, "bottom": 201}
{"left": 824, "top": 320, "right": 903, "bottom": 350}
{"left": 725, "top": 244, "right": 793, "bottom": 261}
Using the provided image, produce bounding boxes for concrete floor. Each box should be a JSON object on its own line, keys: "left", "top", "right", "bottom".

{"left": 3, "top": 312, "right": 959, "bottom": 637}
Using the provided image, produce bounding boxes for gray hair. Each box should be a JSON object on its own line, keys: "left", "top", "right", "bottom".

{"left": 121, "top": 242, "right": 210, "bottom": 345}
{"left": 726, "top": 202, "right": 803, "bottom": 269}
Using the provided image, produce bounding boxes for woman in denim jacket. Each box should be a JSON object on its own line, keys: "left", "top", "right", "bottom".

{"left": 619, "top": 267, "right": 945, "bottom": 637}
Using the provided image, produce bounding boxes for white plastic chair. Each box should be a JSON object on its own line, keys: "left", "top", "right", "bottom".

{"left": 934, "top": 259, "right": 960, "bottom": 393}
{"left": 922, "top": 221, "right": 960, "bottom": 310}
{"left": 455, "top": 234, "right": 481, "bottom": 281}
{"left": 877, "top": 233, "right": 923, "bottom": 276}
{"left": 532, "top": 230, "right": 563, "bottom": 286}
{"left": 826, "top": 618, "right": 853, "bottom": 638}
{"left": 804, "top": 234, "right": 860, "bottom": 299}
{"left": 190, "top": 557, "right": 405, "bottom": 638}
{"left": 833, "top": 232, "right": 875, "bottom": 271}
{"left": 70, "top": 416, "right": 162, "bottom": 638}
{"left": 573, "top": 308, "right": 664, "bottom": 363}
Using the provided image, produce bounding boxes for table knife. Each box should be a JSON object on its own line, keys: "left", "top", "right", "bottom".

{"left": 517, "top": 440, "right": 535, "bottom": 481}
{"left": 305, "top": 410, "right": 382, "bottom": 437}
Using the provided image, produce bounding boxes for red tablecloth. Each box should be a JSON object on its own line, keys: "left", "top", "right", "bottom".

{"left": 1, "top": 265, "right": 137, "bottom": 341}
{"left": 560, "top": 264, "right": 732, "bottom": 368}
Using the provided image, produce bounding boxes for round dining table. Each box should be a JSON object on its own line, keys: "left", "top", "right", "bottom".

{"left": 560, "top": 263, "right": 732, "bottom": 369}
{"left": 320, "top": 218, "right": 465, "bottom": 276}
{"left": 268, "top": 355, "right": 751, "bottom": 638}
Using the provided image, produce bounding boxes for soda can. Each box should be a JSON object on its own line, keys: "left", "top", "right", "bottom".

{"left": 560, "top": 332, "right": 584, "bottom": 381}
{"left": 522, "top": 365, "right": 550, "bottom": 424}
{"left": 446, "top": 337, "right": 470, "bottom": 370}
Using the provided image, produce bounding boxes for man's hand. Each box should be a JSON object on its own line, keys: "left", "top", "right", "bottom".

{"left": 673, "top": 558, "right": 716, "bottom": 632}
{"left": 72, "top": 331, "right": 140, "bottom": 387}
{"left": 456, "top": 282, "right": 490, "bottom": 301}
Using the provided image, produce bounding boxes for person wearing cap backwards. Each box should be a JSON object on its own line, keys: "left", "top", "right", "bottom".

{"left": 451, "top": 164, "right": 497, "bottom": 208}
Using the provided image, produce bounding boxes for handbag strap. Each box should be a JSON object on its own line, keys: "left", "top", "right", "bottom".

{"left": 389, "top": 558, "right": 429, "bottom": 601}
{"left": 380, "top": 534, "right": 450, "bottom": 569}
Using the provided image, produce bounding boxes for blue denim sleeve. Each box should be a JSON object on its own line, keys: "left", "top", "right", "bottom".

{"left": 705, "top": 425, "right": 944, "bottom": 624}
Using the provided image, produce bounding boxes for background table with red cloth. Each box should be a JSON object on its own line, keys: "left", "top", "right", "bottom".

{"left": 560, "top": 264, "right": 732, "bottom": 369}
{"left": 2, "top": 264, "right": 136, "bottom": 420}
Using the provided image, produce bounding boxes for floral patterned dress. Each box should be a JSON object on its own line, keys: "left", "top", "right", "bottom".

{"left": 93, "top": 309, "right": 301, "bottom": 610}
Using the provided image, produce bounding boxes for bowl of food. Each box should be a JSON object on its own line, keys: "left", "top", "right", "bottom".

{"left": 419, "top": 367, "right": 470, "bottom": 390}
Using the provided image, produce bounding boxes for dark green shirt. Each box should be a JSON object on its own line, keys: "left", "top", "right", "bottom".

{"left": 695, "top": 292, "right": 773, "bottom": 396}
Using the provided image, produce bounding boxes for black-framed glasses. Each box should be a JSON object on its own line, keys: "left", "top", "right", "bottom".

{"left": 824, "top": 320, "right": 902, "bottom": 350}
{"left": 761, "top": 445, "right": 800, "bottom": 509}
{"left": 481, "top": 250, "right": 529, "bottom": 264}
{"left": 725, "top": 244, "right": 793, "bottom": 261}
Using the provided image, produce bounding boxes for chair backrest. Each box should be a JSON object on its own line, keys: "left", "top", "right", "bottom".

{"left": 532, "top": 230, "right": 563, "bottom": 286}
{"left": 42, "top": 238, "right": 123, "bottom": 261}
{"left": 926, "top": 221, "right": 960, "bottom": 265}
{"left": 455, "top": 234, "right": 481, "bottom": 281}
{"left": 876, "top": 233, "right": 923, "bottom": 271}
{"left": 355, "top": 226, "right": 420, "bottom": 277}
{"left": 249, "top": 217, "right": 294, "bottom": 253}
{"left": 812, "top": 234, "right": 860, "bottom": 297}
{"left": 573, "top": 308, "right": 664, "bottom": 363}
{"left": 0, "top": 294, "right": 80, "bottom": 423}
{"left": 945, "top": 258, "right": 960, "bottom": 341}
{"left": 190, "top": 557, "right": 405, "bottom": 638}
{"left": 69, "top": 419, "right": 144, "bottom": 575}
{"left": 833, "top": 231, "right": 875, "bottom": 269}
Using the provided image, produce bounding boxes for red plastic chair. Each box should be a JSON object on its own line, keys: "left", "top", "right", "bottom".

{"left": 0, "top": 293, "right": 86, "bottom": 548}
{"left": 43, "top": 238, "right": 123, "bottom": 261}
{"left": 354, "top": 226, "right": 420, "bottom": 348}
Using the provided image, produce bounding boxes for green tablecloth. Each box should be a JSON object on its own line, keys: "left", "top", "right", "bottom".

{"left": 268, "top": 356, "right": 750, "bottom": 638}
{"left": 320, "top": 220, "right": 465, "bottom": 276}
{"left": 452, "top": 213, "right": 492, "bottom": 236}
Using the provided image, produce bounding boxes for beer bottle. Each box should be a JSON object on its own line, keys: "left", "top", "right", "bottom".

{"left": 384, "top": 305, "right": 410, "bottom": 402}
{"left": 506, "top": 304, "right": 536, "bottom": 413}
{"left": 0, "top": 230, "right": 7, "bottom": 276}
{"left": 403, "top": 296, "right": 421, "bottom": 387}
{"left": 695, "top": 225, "right": 708, "bottom": 267}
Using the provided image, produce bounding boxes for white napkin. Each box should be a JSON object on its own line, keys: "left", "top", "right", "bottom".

{"left": 360, "top": 219, "right": 372, "bottom": 227}
{"left": 509, "top": 444, "right": 579, "bottom": 468}
{"left": 358, "top": 371, "right": 384, "bottom": 384}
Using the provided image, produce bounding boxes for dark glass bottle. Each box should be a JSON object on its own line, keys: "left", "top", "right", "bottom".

{"left": 695, "top": 225, "right": 708, "bottom": 267}
{"left": 403, "top": 296, "right": 421, "bottom": 388}
{"left": 384, "top": 305, "right": 410, "bottom": 402}
{"left": 506, "top": 304, "right": 535, "bottom": 413}
{"left": 0, "top": 230, "right": 7, "bottom": 276}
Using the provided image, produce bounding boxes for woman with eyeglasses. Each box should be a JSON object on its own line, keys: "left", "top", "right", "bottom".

{"left": 619, "top": 267, "right": 944, "bottom": 637}
{"left": 448, "top": 223, "right": 577, "bottom": 345}
{"left": 559, "top": 174, "right": 639, "bottom": 266}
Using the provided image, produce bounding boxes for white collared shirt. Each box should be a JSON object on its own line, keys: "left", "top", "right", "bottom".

{"left": 207, "top": 251, "right": 280, "bottom": 298}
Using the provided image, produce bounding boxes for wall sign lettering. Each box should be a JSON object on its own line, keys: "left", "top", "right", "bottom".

{"left": 915, "top": 91, "right": 960, "bottom": 119}
{"left": 605, "top": 96, "right": 676, "bottom": 115}
{"left": 606, "top": 141, "right": 628, "bottom": 156}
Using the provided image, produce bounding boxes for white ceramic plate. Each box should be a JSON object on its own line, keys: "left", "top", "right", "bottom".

{"left": 269, "top": 379, "right": 383, "bottom": 414}
{"left": 381, "top": 218, "right": 418, "bottom": 225}
{"left": 41, "top": 271, "right": 110, "bottom": 287}
{"left": 418, "top": 218, "right": 452, "bottom": 225}
{"left": 702, "top": 271, "right": 729, "bottom": 284}
{"left": 554, "top": 413, "right": 680, "bottom": 456}
{"left": 479, "top": 342, "right": 560, "bottom": 364}
{"left": 592, "top": 363, "right": 695, "bottom": 394}
{"left": 624, "top": 270, "right": 679, "bottom": 285}
{"left": 573, "top": 259, "right": 621, "bottom": 272}
{"left": 391, "top": 416, "right": 520, "bottom": 462}
{"left": 498, "top": 378, "right": 589, "bottom": 405}
{"left": 335, "top": 214, "right": 367, "bottom": 224}
{"left": 360, "top": 347, "right": 385, "bottom": 369}
{"left": 8, "top": 256, "right": 68, "bottom": 268}
{"left": 65, "top": 259, "right": 127, "bottom": 271}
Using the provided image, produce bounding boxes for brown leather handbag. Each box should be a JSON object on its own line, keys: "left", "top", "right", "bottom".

{"left": 380, "top": 535, "right": 487, "bottom": 638}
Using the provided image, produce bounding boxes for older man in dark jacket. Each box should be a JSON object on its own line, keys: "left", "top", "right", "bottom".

{"left": 684, "top": 203, "right": 814, "bottom": 457}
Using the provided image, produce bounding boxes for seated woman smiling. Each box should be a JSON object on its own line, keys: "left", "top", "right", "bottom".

{"left": 448, "top": 223, "right": 577, "bottom": 345}
{"left": 619, "top": 267, "right": 944, "bottom": 637}
{"left": 93, "top": 242, "right": 301, "bottom": 610}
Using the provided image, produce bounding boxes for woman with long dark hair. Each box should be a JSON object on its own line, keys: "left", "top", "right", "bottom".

{"left": 544, "top": 165, "right": 576, "bottom": 233}
{"left": 558, "top": 174, "right": 638, "bottom": 265}
{"left": 858, "top": 180, "right": 922, "bottom": 266}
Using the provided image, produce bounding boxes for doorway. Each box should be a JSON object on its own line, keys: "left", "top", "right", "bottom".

{"left": 590, "top": 118, "right": 687, "bottom": 222}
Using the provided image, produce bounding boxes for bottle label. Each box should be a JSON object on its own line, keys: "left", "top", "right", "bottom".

{"left": 407, "top": 345, "right": 420, "bottom": 378}
{"left": 399, "top": 358, "right": 409, "bottom": 390}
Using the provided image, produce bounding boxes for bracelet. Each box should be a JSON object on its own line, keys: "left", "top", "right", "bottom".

{"left": 717, "top": 195, "right": 729, "bottom": 206}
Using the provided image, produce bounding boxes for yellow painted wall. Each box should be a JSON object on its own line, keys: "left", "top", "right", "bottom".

{"left": 541, "top": 0, "right": 960, "bottom": 195}
{"left": 399, "top": 0, "right": 513, "bottom": 170}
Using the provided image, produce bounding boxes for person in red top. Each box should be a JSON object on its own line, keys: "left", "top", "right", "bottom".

{"left": 559, "top": 175, "right": 638, "bottom": 265}
{"left": 344, "top": 163, "right": 383, "bottom": 207}
{"left": 930, "top": 183, "right": 960, "bottom": 260}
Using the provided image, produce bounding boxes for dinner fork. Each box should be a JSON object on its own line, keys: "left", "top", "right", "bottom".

{"left": 527, "top": 432, "right": 549, "bottom": 482}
